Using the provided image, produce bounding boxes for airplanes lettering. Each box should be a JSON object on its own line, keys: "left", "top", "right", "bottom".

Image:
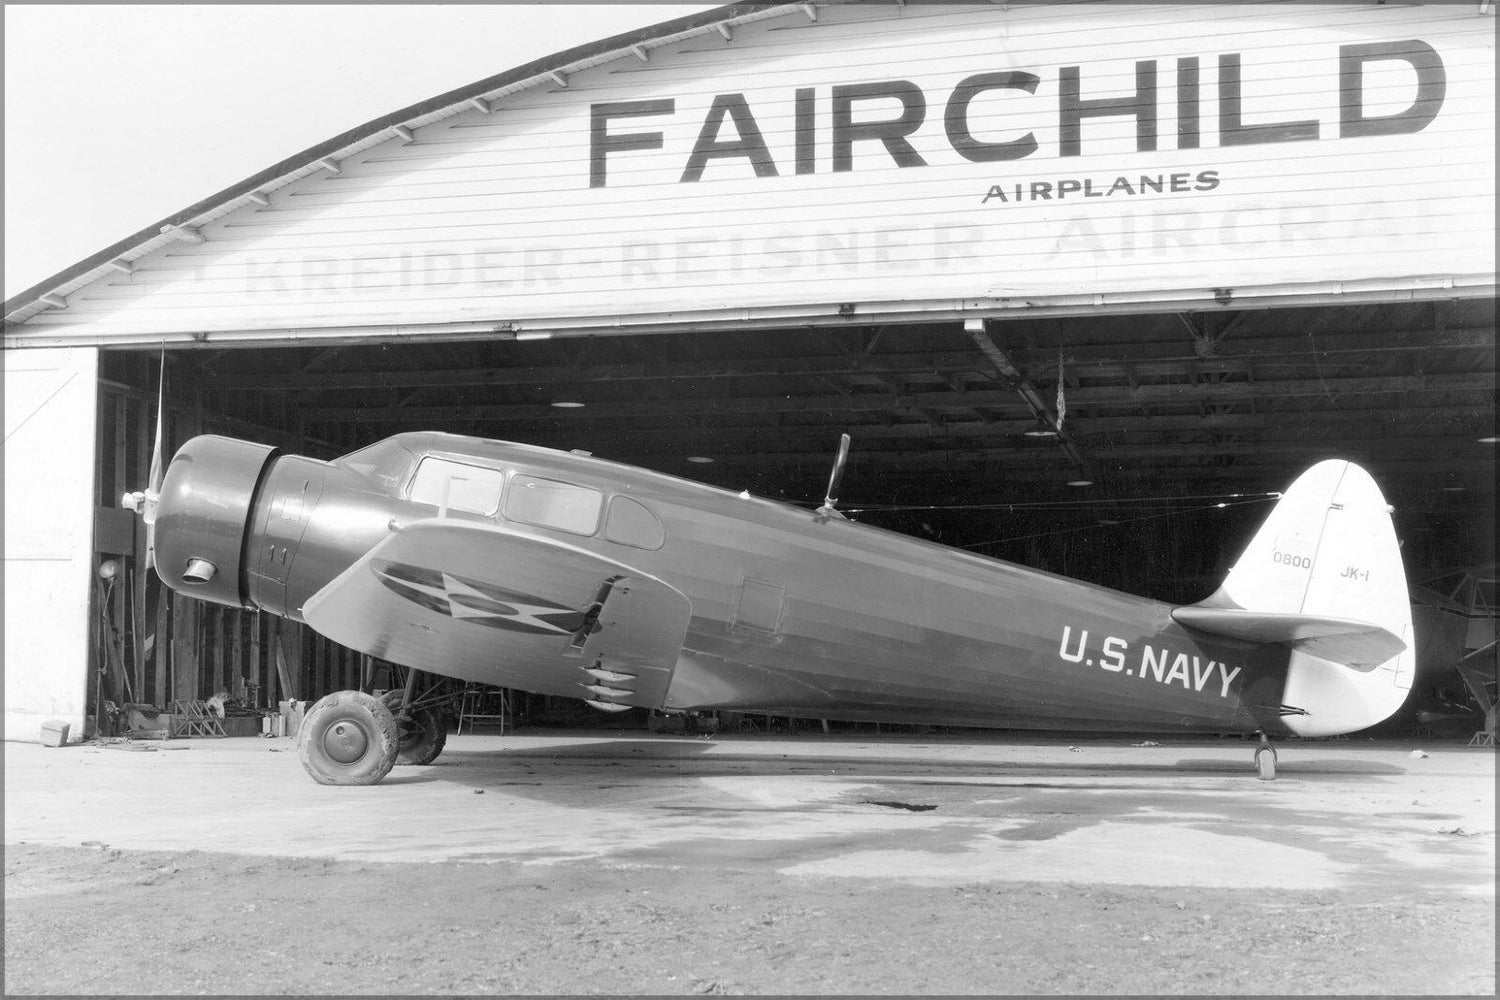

{"left": 1340, "top": 565, "right": 1371, "bottom": 582}
{"left": 1057, "top": 626, "right": 1242, "bottom": 698}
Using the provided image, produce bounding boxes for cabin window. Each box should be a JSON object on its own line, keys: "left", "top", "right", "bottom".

{"left": 604, "top": 496, "right": 665, "bottom": 550}
{"left": 408, "top": 457, "right": 506, "bottom": 515}
{"left": 731, "top": 578, "right": 785, "bottom": 638}
{"left": 336, "top": 438, "right": 415, "bottom": 491}
{"left": 504, "top": 475, "right": 603, "bottom": 535}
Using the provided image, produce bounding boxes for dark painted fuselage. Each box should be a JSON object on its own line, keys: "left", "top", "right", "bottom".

{"left": 162, "top": 432, "right": 1293, "bottom": 736}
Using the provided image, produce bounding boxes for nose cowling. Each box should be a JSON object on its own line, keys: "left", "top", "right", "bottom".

{"left": 154, "top": 435, "right": 278, "bottom": 608}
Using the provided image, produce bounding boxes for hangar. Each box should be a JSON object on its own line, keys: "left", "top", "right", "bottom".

{"left": 4, "top": 1, "right": 1495, "bottom": 743}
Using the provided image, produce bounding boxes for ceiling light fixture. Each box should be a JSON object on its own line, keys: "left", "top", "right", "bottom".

{"left": 686, "top": 456, "right": 715, "bottom": 464}
{"left": 1024, "top": 428, "right": 1058, "bottom": 438}
{"left": 1480, "top": 436, "right": 1498, "bottom": 444}
{"left": 1067, "top": 479, "right": 1093, "bottom": 487}
{"left": 549, "top": 400, "right": 585, "bottom": 409}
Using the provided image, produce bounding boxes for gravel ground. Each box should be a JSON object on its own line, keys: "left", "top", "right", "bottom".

{"left": 6, "top": 732, "right": 1493, "bottom": 995}
{"left": 4, "top": 841, "right": 1493, "bottom": 995}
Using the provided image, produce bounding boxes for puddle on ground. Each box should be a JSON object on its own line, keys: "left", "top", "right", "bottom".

{"left": 781, "top": 822, "right": 1357, "bottom": 889}
{"left": 991, "top": 814, "right": 1091, "bottom": 841}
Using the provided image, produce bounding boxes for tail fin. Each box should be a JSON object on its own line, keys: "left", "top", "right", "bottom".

{"left": 1173, "top": 460, "right": 1415, "bottom": 736}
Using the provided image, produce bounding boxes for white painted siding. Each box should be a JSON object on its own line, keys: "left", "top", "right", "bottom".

{"left": 11, "top": 2, "right": 1496, "bottom": 343}
{"left": 3, "top": 348, "right": 99, "bottom": 741}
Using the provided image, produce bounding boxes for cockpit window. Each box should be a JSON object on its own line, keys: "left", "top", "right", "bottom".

{"left": 336, "top": 438, "right": 415, "bottom": 491}
{"left": 604, "top": 496, "right": 665, "bottom": 550}
{"left": 504, "top": 475, "right": 602, "bottom": 535}
{"left": 408, "top": 457, "right": 506, "bottom": 515}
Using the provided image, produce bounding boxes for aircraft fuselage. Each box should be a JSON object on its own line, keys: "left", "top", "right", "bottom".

{"left": 156, "top": 431, "right": 1291, "bottom": 736}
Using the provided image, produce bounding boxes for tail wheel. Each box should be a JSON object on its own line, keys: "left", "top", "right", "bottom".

{"left": 1255, "top": 745, "right": 1278, "bottom": 781}
{"left": 380, "top": 690, "right": 448, "bottom": 766}
{"left": 297, "top": 691, "right": 398, "bottom": 786}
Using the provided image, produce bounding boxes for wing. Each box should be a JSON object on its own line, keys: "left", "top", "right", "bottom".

{"left": 302, "top": 519, "right": 691, "bottom": 709}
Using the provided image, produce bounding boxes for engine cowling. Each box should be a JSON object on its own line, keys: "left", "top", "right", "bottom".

{"left": 153, "top": 435, "right": 278, "bottom": 608}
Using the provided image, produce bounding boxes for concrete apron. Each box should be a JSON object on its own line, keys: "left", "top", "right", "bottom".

{"left": 4, "top": 733, "right": 1493, "bottom": 895}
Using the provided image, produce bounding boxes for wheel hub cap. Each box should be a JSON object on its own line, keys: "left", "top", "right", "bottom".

{"left": 324, "top": 720, "right": 369, "bottom": 764}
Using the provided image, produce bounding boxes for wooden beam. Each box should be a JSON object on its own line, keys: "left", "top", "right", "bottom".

{"left": 214, "top": 608, "right": 227, "bottom": 696}
{"left": 170, "top": 594, "right": 199, "bottom": 704}
{"left": 249, "top": 612, "right": 263, "bottom": 707}
{"left": 314, "top": 636, "right": 327, "bottom": 700}
{"left": 299, "top": 370, "right": 1496, "bottom": 425}
{"left": 132, "top": 397, "right": 150, "bottom": 679}
{"left": 507, "top": 417, "right": 1499, "bottom": 460}
{"left": 197, "top": 328, "right": 1499, "bottom": 393}
{"left": 603, "top": 440, "right": 1492, "bottom": 471}
{"left": 230, "top": 610, "right": 244, "bottom": 700}
{"left": 274, "top": 623, "right": 296, "bottom": 703}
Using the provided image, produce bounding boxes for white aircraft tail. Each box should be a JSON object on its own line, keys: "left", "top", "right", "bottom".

{"left": 1173, "top": 460, "right": 1414, "bottom": 736}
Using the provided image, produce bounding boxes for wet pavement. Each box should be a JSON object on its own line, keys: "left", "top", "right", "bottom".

{"left": 4, "top": 730, "right": 1494, "bottom": 896}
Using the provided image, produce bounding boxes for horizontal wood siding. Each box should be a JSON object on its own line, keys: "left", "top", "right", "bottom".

{"left": 20, "top": 2, "right": 1497, "bottom": 340}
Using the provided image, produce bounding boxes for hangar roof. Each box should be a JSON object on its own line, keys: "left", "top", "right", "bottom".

{"left": 19, "top": 2, "right": 1497, "bottom": 585}
{"left": 2, "top": 1, "right": 785, "bottom": 324}
{"left": 7, "top": 1, "right": 1494, "bottom": 335}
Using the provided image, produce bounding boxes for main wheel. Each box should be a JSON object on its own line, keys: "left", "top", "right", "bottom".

{"left": 297, "top": 691, "right": 399, "bottom": 786}
{"left": 381, "top": 690, "right": 448, "bottom": 766}
{"left": 1255, "top": 745, "right": 1278, "bottom": 781}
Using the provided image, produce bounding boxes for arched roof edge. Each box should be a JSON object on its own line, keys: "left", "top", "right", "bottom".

{"left": 3, "top": 2, "right": 792, "bottom": 323}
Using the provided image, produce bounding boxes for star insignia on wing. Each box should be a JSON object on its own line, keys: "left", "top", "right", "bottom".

{"left": 371, "top": 560, "right": 585, "bottom": 636}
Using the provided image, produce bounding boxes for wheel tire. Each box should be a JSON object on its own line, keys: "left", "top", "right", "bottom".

{"left": 1255, "top": 746, "right": 1277, "bottom": 781}
{"left": 297, "top": 691, "right": 399, "bottom": 786}
{"left": 381, "top": 690, "right": 448, "bottom": 766}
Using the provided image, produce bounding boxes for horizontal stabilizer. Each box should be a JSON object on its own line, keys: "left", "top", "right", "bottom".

{"left": 1171, "top": 606, "right": 1407, "bottom": 669}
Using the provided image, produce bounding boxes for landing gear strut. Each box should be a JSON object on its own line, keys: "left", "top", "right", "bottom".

{"left": 381, "top": 689, "right": 447, "bottom": 766}
{"left": 379, "top": 666, "right": 452, "bottom": 766}
{"left": 1254, "top": 732, "right": 1278, "bottom": 781}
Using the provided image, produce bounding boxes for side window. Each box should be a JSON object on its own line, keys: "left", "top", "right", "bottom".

{"left": 604, "top": 496, "right": 665, "bottom": 550}
{"left": 408, "top": 457, "right": 505, "bottom": 515}
{"left": 504, "top": 475, "right": 603, "bottom": 535}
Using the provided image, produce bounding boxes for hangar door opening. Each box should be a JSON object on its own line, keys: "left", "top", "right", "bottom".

{"left": 88, "top": 293, "right": 1496, "bottom": 735}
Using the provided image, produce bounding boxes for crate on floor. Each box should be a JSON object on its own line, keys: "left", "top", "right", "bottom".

{"left": 279, "top": 700, "right": 309, "bottom": 738}
{"left": 169, "top": 700, "right": 226, "bottom": 738}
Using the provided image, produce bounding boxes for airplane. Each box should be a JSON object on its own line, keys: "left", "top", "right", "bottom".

{"left": 122, "top": 426, "right": 1416, "bottom": 786}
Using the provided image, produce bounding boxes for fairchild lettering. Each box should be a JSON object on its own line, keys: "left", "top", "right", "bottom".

{"left": 587, "top": 41, "right": 1444, "bottom": 186}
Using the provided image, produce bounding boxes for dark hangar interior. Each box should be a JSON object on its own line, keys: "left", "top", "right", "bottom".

{"left": 93, "top": 294, "right": 1497, "bottom": 735}
{"left": 102, "top": 297, "right": 1495, "bottom": 598}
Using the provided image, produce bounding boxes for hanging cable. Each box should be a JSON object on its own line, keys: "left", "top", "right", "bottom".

{"left": 828, "top": 490, "right": 1281, "bottom": 514}
{"left": 961, "top": 496, "right": 1276, "bottom": 550}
